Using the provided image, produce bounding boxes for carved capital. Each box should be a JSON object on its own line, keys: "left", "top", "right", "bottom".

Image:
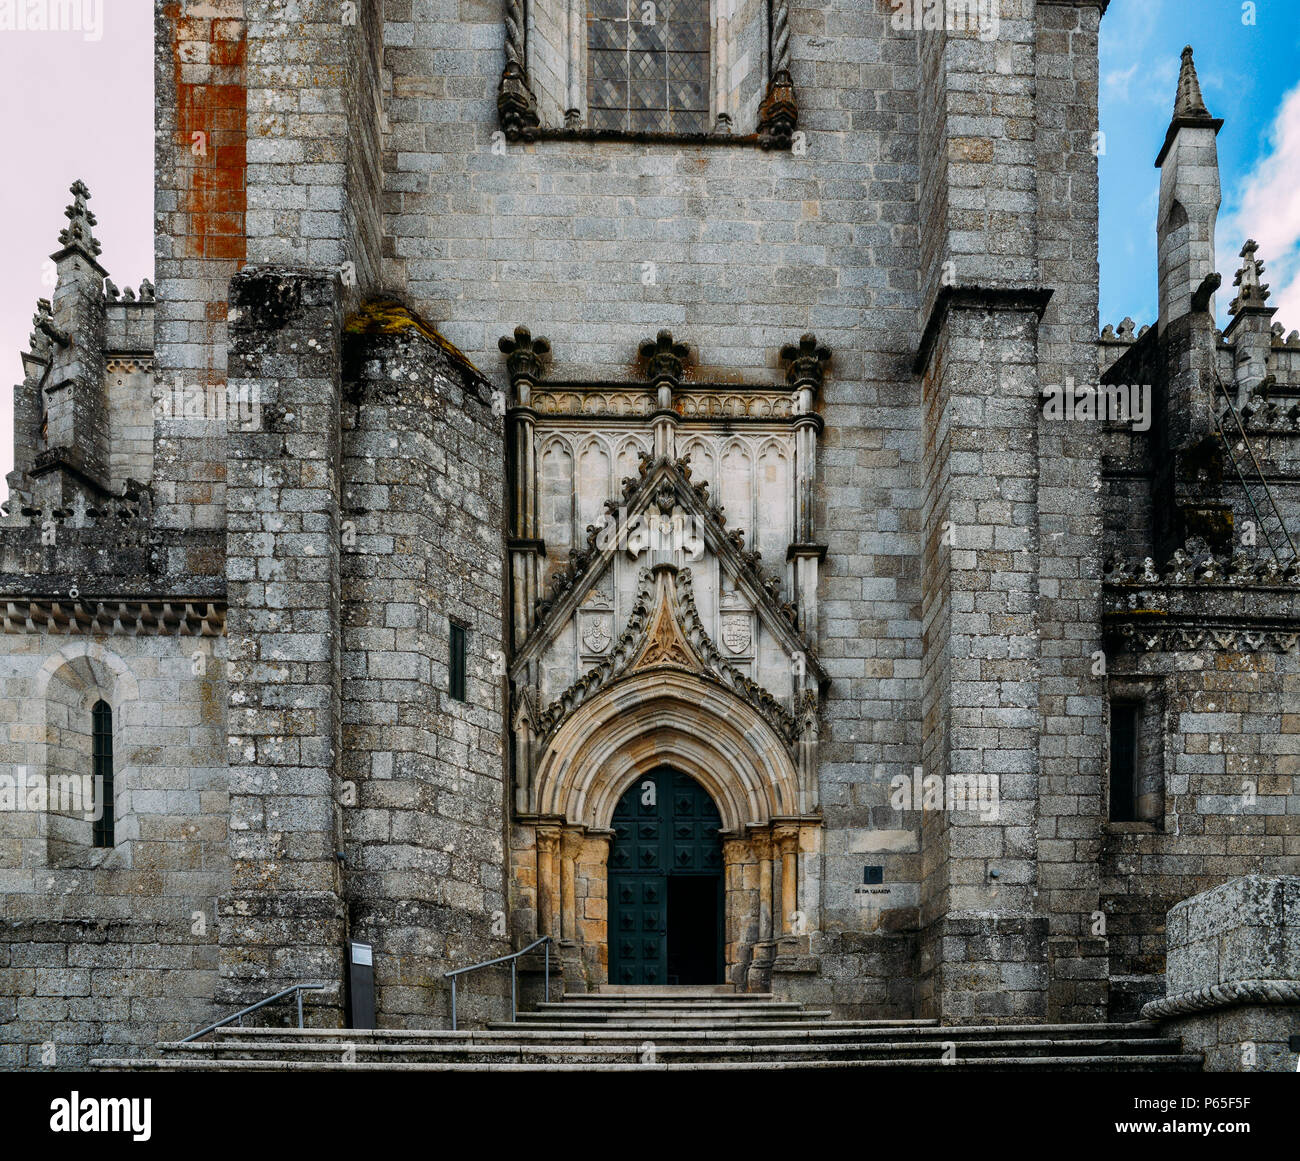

{"left": 773, "top": 822, "right": 800, "bottom": 852}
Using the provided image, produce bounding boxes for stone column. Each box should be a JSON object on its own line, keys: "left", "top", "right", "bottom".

{"left": 536, "top": 825, "right": 560, "bottom": 939}
{"left": 775, "top": 824, "right": 799, "bottom": 935}
{"left": 756, "top": 830, "right": 774, "bottom": 942}
{"left": 560, "top": 828, "right": 581, "bottom": 942}
{"left": 500, "top": 326, "right": 550, "bottom": 652}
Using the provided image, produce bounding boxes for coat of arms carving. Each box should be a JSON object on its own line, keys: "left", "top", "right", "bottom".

{"left": 721, "top": 614, "right": 751, "bottom": 655}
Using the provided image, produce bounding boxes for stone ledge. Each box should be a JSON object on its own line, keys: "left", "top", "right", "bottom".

{"left": 1142, "top": 978, "right": 1300, "bottom": 1021}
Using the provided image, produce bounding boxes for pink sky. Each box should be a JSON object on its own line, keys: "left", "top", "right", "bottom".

{"left": 0, "top": 0, "right": 154, "bottom": 483}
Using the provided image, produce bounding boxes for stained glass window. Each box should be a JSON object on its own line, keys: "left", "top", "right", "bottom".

{"left": 588, "top": 0, "right": 709, "bottom": 134}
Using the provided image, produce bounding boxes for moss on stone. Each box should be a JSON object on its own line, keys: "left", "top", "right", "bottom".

{"left": 344, "top": 297, "right": 484, "bottom": 380}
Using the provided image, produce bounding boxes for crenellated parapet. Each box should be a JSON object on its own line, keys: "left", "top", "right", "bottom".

{"left": 1103, "top": 538, "right": 1300, "bottom": 653}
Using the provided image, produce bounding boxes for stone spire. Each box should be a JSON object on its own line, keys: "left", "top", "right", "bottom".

{"left": 1172, "top": 44, "right": 1212, "bottom": 122}
{"left": 1155, "top": 46, "right": 1223, "bottom": 332}
{"left": 1155, "top": 46, "right": 1223, "bottom": 168}
{"left": 1224, "top": 240, "right": 1278, "bottom": 401}
{"left": 33, "top": 178, "right": 110, "bottom": 507}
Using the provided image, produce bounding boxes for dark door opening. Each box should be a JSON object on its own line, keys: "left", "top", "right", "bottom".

{"left": 609, "top": 767, "right": 723, "bottom": 986}
{"left": 667, "top": 875, "right": 723, "bottom": 985}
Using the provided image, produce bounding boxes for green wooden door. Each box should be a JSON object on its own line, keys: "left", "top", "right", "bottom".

{"left": 609, "top": 768, "right": 723, "bottom": 985}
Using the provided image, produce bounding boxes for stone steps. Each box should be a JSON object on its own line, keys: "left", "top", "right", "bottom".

{"left": 133, "top": 1035, "right": 1188, "bottom": 1065}
{"left": 93, "top": 1054, "right": 1204, "bottom": 1073}
{"left": 91, "top": 992, "right": 1202, "bottom": 1073}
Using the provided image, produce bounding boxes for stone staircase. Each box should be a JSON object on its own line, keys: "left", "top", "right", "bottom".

{"left": 93, "top": 986, "right": 1201, "bottom": 1071}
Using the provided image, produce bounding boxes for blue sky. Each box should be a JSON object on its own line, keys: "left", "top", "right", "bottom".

{"left": 1100, "top": 0, "right": 1300, "bottom": 331}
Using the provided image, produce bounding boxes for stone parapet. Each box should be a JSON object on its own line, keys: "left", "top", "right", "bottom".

{"left": 1143, "top": 876, "right": 1300, "bottom": 1071}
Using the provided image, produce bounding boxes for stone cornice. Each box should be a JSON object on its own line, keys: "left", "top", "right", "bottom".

{"left": 913, "top": 285, "right": 1054, "bottom": 375}
{"left": 0, "top": 598, "right": 226, "bottom": 636}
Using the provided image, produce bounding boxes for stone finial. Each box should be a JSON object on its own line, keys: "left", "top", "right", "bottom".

{"left": 1229, "top": 239, "right": 1271, "bottom": 315}
{"left": 1117, "top": 317, "right": 1136, "bottom": 341}
{"left": 139, "top": 279, "right": 155, "bottom": 302}
{"left": 28, "top": 299, "right": 55, "bottom": 360}
{"left": 638, "top": 330, "right": 691, "bottom": 386}
{"left": 497, "top": 325, "right": 551, "bottom": 387}
{"left": 55, "top": 179, "right": 102, "bottom": 260}
{"left": 1173, "top": 45, "right": 1212, "bottom": 122}
{"left": 33, "top": 298, "right": 68, "bottom": 349}
{"left": 780, "top": 333, "right": 831, "bottom": 390}
{"left": 104, "top": 279, "right": 119, "bottom": 302}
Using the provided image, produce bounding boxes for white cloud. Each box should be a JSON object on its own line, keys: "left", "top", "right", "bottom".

{"left": 1218, "top": 82, "right": 1300, "bottom": 332}
{"left": 1104, "top": 62, "right": 1139, "bottom": 102}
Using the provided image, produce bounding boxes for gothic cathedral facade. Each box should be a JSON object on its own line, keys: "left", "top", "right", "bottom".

{"left": 1, "top": 1, "right": 1299, "bottom": 1069}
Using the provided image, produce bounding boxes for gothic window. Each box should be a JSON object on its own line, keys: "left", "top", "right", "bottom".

{"left": 587, "top": 0, "right": 709, "bottom": 134}
{"left": 91, "top": 700, "right": 114, "bottom": 848}
{"left": 497, "top": 0, "right": 798, "bottom": 145}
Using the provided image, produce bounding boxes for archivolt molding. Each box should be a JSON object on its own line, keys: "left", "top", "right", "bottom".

{"left": 532, "top": 666, "right": 806, "bottom": 831}
{"left": 34, "top": 639, "right": 140, "bottom": 706}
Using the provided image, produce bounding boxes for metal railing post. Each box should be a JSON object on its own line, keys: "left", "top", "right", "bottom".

{"left": 441, "top": 935, "right": 551, "bottom": 1032}
{"left": 179, "top": 982, "right": 329, "bottom": 1044}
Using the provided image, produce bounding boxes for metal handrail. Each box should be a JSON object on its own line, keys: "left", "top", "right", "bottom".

{"left": 444, "top": 936, "right": 552, "bottom": 1031}
{"left": 179, "top": 982, "right": 330, "bottom": 1044}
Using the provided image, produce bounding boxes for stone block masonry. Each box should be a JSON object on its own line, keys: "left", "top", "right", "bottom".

{"left": 339, "top": 304, "right": 511, "bottom": 1028}
{"left": 222, "top": 267, "right": 346, "bottom": 1015}
{"left": 153, "top": 0, "right": 247, "bottom": 536}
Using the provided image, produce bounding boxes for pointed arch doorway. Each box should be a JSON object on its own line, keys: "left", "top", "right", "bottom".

{"left": 608, "top": 767, "right": 724, "bottom": 985}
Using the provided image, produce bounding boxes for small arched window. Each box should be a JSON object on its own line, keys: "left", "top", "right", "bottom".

{"left": 91, "top": 700, "right": 114, "bottom": 848}
{"left": 588, "top": 0, "right": 709, "bottom": 133}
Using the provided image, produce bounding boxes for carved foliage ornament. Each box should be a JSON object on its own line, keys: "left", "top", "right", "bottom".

{"left": 532, "top": 565, "right": 807, "bottom": 747}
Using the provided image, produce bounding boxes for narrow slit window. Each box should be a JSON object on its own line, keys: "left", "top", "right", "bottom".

{"left": 1109, "top": 700, "right": 1139, "bottom": 822}
{"left": 449, "top": 622, "right": 467, "bottom": 702}
{"left": 91, "top": 699, "right": 114, "bottom": 848}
